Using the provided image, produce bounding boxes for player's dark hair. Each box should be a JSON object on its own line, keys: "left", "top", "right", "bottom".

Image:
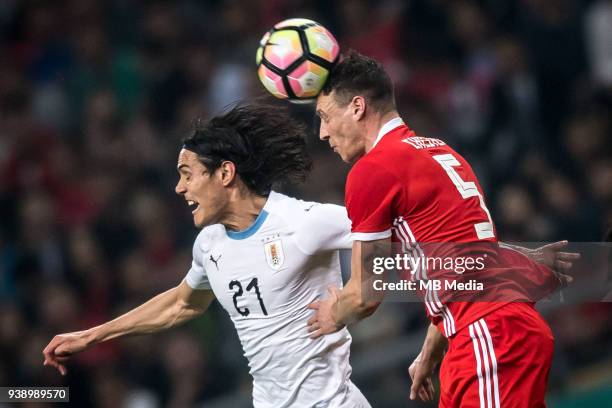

{"left": 322, "top": 50, "right": 395, "bottom": 113}
{"left": 182, "top": 103, "right": 312, "bottom": 196}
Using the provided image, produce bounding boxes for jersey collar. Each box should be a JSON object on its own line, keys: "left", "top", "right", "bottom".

{"left": 225, "top": 191, "right": 279, "bottom": 240}
{"left": 225, "top": 191, "right": 282, "bottom": 240}
{"left": 371, "top": 117, "right": 404, "bottom": 149}
{"left": 226, "top": 209, "right": 268, "bottom": 240}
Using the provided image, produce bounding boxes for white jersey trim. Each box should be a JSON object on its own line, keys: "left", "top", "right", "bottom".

{"left": 393, "top": 216, "right": 456, "bottom": 337}
{"left": 371, "top": 117, "right": 404, "bottom": 149}
{"left": 351, "top": 229, "right": 392, "bottom": 241}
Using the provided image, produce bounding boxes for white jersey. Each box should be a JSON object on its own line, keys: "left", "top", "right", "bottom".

{"left": 184, "top": 192, "right": 369, "bottom": 408}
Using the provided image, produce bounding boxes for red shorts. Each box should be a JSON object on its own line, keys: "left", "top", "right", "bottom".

{"left": 439, "top": 303, "right": 554, "bottom": 408}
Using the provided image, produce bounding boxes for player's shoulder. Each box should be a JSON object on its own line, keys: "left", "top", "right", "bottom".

{"left": 266, "top": 191, "right": 347, "bottom": 229}
{"left": 347, "top": 149, "right": 401, "bottom": 190}
{"left": 267, "top": 190, "right": 333, "bottom": 217}
{"left": 266, "top": 190, "right": 311, "bottom": 216}
{"left": 193, "top": 224, "right": 226, "bottom": 253}
{"left": 348, "top": 126, "right": 415, "bottom": 176}
{"left": 267, "top": 191, "right": 351, "bottom": 253}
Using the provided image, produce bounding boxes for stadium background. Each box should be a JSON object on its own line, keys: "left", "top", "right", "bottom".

{"left": 1, "top": 0, "right": 611, "bottom": 406}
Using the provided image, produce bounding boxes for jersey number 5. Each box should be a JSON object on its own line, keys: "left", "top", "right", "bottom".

{"left": 229, "top": 278, "right": 268, "bottom": 316}
{"left": 433, "top": 154, "right": 495, "bottom": 240}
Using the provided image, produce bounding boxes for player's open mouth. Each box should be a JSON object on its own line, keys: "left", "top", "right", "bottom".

{"left": 187, "top": 200, "right": 200, "bottom": 214}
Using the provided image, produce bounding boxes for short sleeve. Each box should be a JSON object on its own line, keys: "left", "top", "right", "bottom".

{"left": 345, "top": 161, "right": 401, "bottom": 241}
{"left": 296, "top": 203, "right": 353, "bottom": 254}
{"left": 184, "top": 231, "right": 211, "bottom": 290}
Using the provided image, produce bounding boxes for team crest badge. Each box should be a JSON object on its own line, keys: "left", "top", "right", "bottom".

{"left": 264, "top": 239, "right": 285, "bottom": 271}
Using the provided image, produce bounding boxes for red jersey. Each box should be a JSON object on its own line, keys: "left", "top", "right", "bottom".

{"left": 345, "top": 120, "right": 557, "bottom": 337}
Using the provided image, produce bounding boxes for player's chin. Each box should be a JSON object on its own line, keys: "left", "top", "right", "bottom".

{"left": 193, "top": 213, "right": 207, "bottom": 229}
{"left": 194, "top": 212, "right": 216, "bottom": 229}
{"left": 334, "top": 149, "right": 349, "bottom": 162}
{"left": 341, "top": 151, "right": 359, "bottom": 164}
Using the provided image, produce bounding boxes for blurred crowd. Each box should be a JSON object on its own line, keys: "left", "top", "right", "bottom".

{"left": 1, "top": 0, "right": 611, "bottom": 407}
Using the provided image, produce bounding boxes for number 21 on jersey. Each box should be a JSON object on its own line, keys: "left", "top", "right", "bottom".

{"left": 229, "top": 278, "right": 268, "bottom": 317}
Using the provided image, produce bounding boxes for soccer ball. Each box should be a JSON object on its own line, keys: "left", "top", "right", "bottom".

{"left": 256, "top": 18, "right": 340, "bottom": 103}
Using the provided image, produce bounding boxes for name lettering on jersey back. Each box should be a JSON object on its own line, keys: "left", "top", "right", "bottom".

{"left": 402, "top": 136, "right": 446, "bottom": 150}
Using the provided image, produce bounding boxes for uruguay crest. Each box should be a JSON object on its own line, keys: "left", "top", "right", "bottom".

{"left": 264, "top": 239, "right": 285, "bottom": 271}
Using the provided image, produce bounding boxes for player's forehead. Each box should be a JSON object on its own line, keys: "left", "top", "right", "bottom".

{"left": 315, "top": 92, "right": 336, "bottom": 115}
{"left": 177, "top": 148, "right": 200, "bottom": 171}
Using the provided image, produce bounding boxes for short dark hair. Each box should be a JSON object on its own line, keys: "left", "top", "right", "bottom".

{"left": 322, "top": 50, "right": 395, "bottom": 113}
{"left": 182, "top": 103, "right": 312, "bottom": 196}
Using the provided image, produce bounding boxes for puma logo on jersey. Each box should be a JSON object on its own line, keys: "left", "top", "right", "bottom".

{"left": 209, "top": 254, "right": 222, "bottom": 270}
{"left": 304, "top": 204, "right": 316, "bottom": 212}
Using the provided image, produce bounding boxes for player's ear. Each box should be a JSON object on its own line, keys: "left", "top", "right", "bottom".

{"left": 350, "top": 96, "right": 366, "bottom": 121}
{"left": 219, "top": 161, "right": 237, "bottom": 186}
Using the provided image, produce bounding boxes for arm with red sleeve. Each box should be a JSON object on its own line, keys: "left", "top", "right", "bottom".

{"left": 345, "top": 159, "right": 401, "bottom": 241}
{"left": 308, "top": 161, "right": 400, "bottom": 336}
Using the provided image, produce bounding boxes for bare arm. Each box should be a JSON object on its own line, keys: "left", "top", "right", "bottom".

{"left": 409, "top": 323, "right": 448, "bottom": 401}
{"left": 43, "top": 280, "right": 215, "bottom": 375}
{"left": 308, "top": 238, "right": 388, "bottom": 336}
{"left": 333, "top": 239, "right": 387, "bottom": 325}
{"left": 418, "top": 323, "right": 448, "bottom": 363}
{"left": 500, "top": 240, "right": 579, "bottom": 273}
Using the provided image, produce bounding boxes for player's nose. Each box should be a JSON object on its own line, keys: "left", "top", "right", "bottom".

{"left": 319, "top": 121, "right": 329, "bottom": 141}
{"left": 175, "top": 180, "right": 186, "bottom": 195}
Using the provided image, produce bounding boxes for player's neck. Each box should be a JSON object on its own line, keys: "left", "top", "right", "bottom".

{"left": 364, "top": 110, "right": 401, "bottom": 153}
{"left": 221, "top": 191, "right": 268, "bottom": 232}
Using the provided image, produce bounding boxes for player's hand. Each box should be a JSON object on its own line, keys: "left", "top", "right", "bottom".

{"left": 531, "top": 240, "right": 580, "bottom": 271}
{"left": 43, "top": 331, "right": 92, "bottom": 375}
{"left": 530, "top": 240, "right": 580, "bottom": 287}
{"left": 408, "top": 354, "right": 436, "bottom": 402}
{"left": 307, "top": 286, "right": 344, "bottom": 339}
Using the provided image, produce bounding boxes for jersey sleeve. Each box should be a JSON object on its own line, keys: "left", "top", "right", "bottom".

{"left": 345, "top": 160, "right": 402, "bottom": 241}
{"left": 184, "top": 231, "right": 211, "bottom": 290}
{"left": 296, "top": 203, "right": 353, "bottom": 255}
